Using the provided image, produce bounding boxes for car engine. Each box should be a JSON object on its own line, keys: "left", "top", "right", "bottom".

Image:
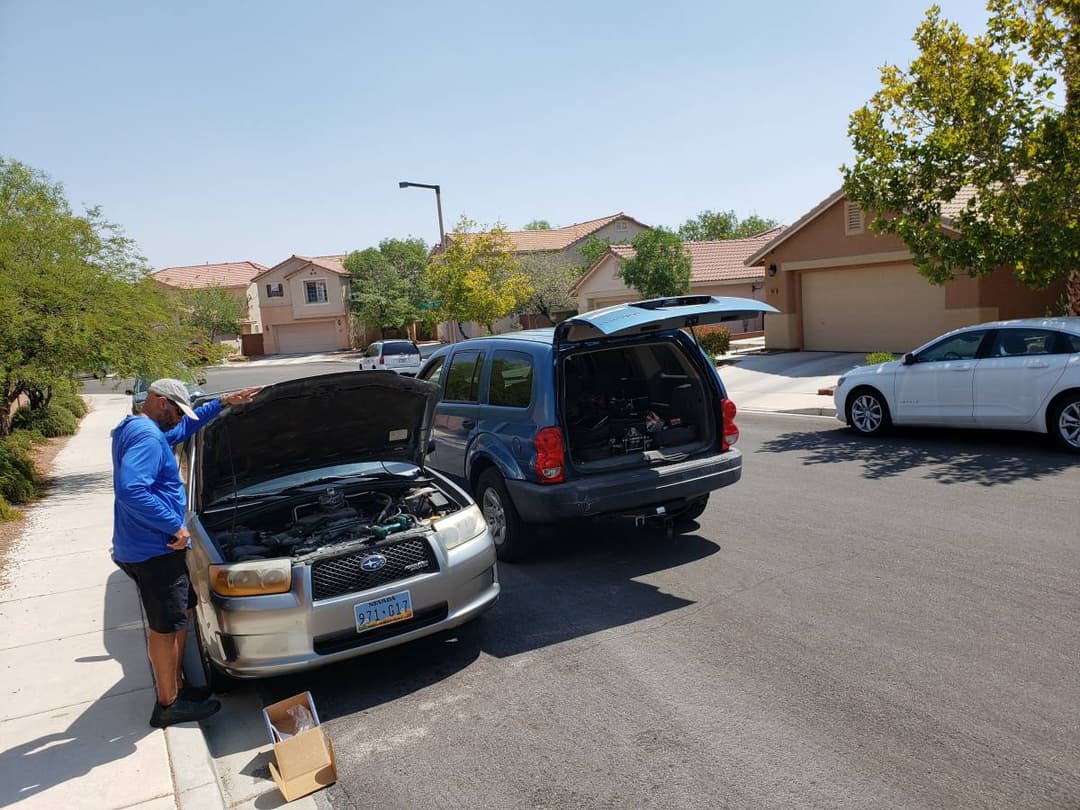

{"left": 210, "top": 485, "right": 455, "bottom": 562}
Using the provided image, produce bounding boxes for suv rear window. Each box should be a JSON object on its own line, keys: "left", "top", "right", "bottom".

{"left": 488, "top": 351, "right": 533, "bottom": 408}
{"left": 383, "top": 341, "right": 419, "bottom": 356}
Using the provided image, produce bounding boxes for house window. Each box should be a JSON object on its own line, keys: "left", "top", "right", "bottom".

{"left": 614, "top": 221, "right": 628, "bottom": 232}
{"left": 844, "top": 202, "right": 864, "bottom": 235}
{"left": 304, "top": 280, "right": 328, "bottom": 304}
{"left": 266, "top": 282, "right": 284, "bottom": 298}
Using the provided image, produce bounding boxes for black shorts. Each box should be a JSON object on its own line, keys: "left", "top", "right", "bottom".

{"left": 115, "top": 550, "right": 196, "bottom": 633}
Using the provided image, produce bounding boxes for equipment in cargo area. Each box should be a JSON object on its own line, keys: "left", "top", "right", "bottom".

{"left": 563, "top": 342, "right": 708, "bottom": 463}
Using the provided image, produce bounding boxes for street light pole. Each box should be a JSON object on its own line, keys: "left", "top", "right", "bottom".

{"left": 398, "top": 181, "right": 445, "bottom": 247}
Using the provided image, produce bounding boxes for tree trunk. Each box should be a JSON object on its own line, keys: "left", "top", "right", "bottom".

{"left": 1068, "top": 268, "right": 1080, "bottom": 316}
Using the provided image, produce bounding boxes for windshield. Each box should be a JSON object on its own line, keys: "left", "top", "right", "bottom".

{"left": 218, "top": 460, "right": 420, "bottom": 501}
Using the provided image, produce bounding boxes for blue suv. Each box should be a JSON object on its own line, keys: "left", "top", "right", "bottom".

{"left": 416, "top": 296, "right": 776, "bottom": 560}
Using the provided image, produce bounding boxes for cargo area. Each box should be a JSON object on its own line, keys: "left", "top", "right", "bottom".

{"left": 561, "top": 340, "right": 714, "bottom": 469}
{"left": 201, "top": 480, "right": 463, "bottom": 563}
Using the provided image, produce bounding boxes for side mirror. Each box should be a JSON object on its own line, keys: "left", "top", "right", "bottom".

{"left": 124, "top": 388, "right": 133, "bottom": 395}
{"left": 903, "top": 353, "right": 916, "bottom": 366}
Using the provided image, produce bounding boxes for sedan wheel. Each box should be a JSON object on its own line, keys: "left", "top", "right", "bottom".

{"left": 1051, "top": 396, "right": 1080, "bottom": 453}
{"left": 847, "top": 389, "right": 891, "bottom": 436}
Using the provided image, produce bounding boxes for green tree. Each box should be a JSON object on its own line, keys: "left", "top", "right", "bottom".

{"left": 579, "top": 235, "right": 614, "bottom": 268}
{"left": 843, "top": 1, "right": 1080, "bottom": 314}
{"left": 183, "top": 286, "right": 245, "bottom": 342}
{"left": 677, "top": 210, "right": 779, "bottom": 241}
{"left": 426, "top": 218, "right": 532, "bottom": 333}
{"left": 618, "top": 228, "right": 692, "bottom": 298}
{"left": 0, "top": 158, "right": 192, "bottom": 432}
{"left": 346, "top": 247, "right": 420, "bottom": 331}
{"left": 519, "top": 252, "right": 579, "bottom": 321}
{"left": 523, "top": 219, "right": 552, "bottom": 230}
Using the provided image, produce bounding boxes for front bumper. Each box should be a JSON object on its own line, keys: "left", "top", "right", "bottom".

{"left": 198, "top": 531, "right": 498, "bottom": 678}
{"left": 504, "top": 449, "right": 742, "bottom": 523}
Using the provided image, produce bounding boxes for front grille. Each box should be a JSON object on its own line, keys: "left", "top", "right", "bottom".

{"left": 310, "top": 537, "right": 439, "bottom": 601}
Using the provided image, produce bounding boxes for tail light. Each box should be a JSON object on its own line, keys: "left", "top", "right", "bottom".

{"left": 534, "top": 426, "right": 565, "bottom": 484}
{"left": 720, "top": 397, "right": 739, "bottom": 451}
{"left": 379, "top": 355, "right": 385, "bottom": 365}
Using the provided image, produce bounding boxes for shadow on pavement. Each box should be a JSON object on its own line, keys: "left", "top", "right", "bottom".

{"left": 252, "top": 522, "right": 717, "bottom": 725}
{"left": 724, "top": 351, "right": 863, "bottom": 378}
{"left": 758, "top": 424, "right": 1075, "bottom": 485}
{"left": 0, "top": 571, "right": 152, "bottom": 808}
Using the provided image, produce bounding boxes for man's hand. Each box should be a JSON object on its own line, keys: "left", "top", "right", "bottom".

{"left": 220, "top": 387, "right": 261, "bottom": 407}
{"left": 168, "top": 526, "right": 191, "bottom": 550}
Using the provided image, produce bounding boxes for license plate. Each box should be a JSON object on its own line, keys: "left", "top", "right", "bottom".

{"left": 354, "top": 591, "right": 413, "bottom": 633}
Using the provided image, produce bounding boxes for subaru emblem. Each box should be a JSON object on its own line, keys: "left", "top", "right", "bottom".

{"left": 360, "top": 554, "right": 387, "bottom": 572}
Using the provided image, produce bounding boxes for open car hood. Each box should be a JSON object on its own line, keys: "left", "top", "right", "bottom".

{"left": 197, "top": 371, "right": 438, "bottom": 503}
{"left": 553, "top": 295, "right": 779, "bottom": 345}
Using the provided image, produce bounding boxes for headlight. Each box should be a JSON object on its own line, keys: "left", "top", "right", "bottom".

{"left": 836, "top": 376, "right": 846, "bottom": 387}
{"left": 432, "top": 504, "right": 486, "bottom": 551}
{"left": 209, "top": 559, "right": 292, "bottom": 597}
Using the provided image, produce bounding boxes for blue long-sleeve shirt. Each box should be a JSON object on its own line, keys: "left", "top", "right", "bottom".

{"left": 111, "top": 398, "right": 222, "bottom": 563}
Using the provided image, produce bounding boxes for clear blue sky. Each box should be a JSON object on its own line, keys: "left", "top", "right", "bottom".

{"left": 1, "top": 0, "right": 992, "bottom": 270}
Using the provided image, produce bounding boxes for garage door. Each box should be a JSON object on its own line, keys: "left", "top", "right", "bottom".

{"left": 801, "top": 265, "right": 946, "bottom": 352}
{"left": 274, "top": 321, "right": 340, "bottom": 354}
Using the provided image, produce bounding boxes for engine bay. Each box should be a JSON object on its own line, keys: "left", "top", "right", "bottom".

{"left": 206, "top": 483, "right": 459, "bottom": 563}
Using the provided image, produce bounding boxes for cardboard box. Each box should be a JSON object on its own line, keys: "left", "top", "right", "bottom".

{"left": 261, "top": 692, "right": 337, "bottom": 802}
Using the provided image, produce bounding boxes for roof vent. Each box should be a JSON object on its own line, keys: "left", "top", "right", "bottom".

{"left": 845, "top": 202, "right": 864, "bottom": 235}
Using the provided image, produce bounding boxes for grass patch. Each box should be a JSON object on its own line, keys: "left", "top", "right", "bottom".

{"left": 864, "top": 351, "right": 897, "bottom": 365}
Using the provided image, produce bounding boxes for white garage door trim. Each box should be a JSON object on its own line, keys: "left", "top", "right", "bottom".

{"left": 275, "top": 321, "right": 340, "bottom": 354}
{"left": 801, "top": 265, "right": 946, "bottom": 353}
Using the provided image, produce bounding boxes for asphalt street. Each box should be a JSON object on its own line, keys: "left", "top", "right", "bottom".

{"left": 195, "top": 408, "right": 1079, "bottom": 810}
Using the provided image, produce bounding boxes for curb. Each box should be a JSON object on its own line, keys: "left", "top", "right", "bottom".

{"left": 166, "top": 722, "right": 226, "bottom": 809}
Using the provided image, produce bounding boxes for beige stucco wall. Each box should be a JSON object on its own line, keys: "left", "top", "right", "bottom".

{"left": 559, "top": 217, "right": 648, "bottom": 266}
{"left": 758, "top": 195, "right": 1065, "bottom": 350}
{"left": 255, "top": 258, "right": 351, "bottom": 354}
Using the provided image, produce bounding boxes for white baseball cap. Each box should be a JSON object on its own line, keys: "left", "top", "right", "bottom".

{"left": 148, "top": 378, "right": 199, "bottom": 421}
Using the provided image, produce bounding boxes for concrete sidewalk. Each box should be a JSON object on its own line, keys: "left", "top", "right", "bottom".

{"left": 0, "top": 395, "right": 223, "bottom": 810}
{"left": 717, "top": 350, "right": 864, "bottom": 417}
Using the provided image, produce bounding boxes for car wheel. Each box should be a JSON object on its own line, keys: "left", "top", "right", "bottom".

{"left": 477, "top": 469, "right": 533, "bottom": 562}
{"left": 846, "top": 388, "right": 891, "bottom": 436}
{"left": 674, "top": 495, "right": 709, "bottom": 524}
{"left": 1049, "top": 393, "right": 1080, "bottom": 453}
{"left": 195, "top": 619, "right": 238, "bottom": 694}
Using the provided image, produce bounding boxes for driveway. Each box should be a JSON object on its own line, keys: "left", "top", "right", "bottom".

{"left": 718, "top": 351, "right": 865, "bottom": 416}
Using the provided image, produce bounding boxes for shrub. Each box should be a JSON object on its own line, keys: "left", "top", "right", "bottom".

{"left": 697, "top": 326, "right": 732, "bottom": 357}
{"left": 52, "top": 391, "right": 88, "bottom": 419}
{"left": 0, "top": 494, "right": 20, "bottom": 521}
{"left": 864, "top": 351, "right": 896, "bottom": 365}
{"left": 12, "top": 404, "right": 79, "bottom": 438}
{"left": 0, "top": 434, "right": 37, "bottom": 505}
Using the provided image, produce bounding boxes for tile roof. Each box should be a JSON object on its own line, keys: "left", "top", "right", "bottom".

{"left": 451, "top": 213, "right": 646, "bottom": 253}
{"left": 295, "top": 254, "right": 348, "bottom": 275}
{"left": 571, "top": 228, "right": 782, "bottom": 295}
{"left": 151, "top": 261, "right": 268, "bottom": 289}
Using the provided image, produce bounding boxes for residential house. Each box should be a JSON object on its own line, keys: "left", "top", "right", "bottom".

{"left": 571, "top": 227, "right": 785, "bottom": 334}
{"left": 252, "top": 255, "right": 352, "bottom": 354}
{"left": 439, "top": 213, "right": 650, "bottom": 339}
{"left": 151, "top": 260, "right": 268, "bottom": 340}
{"left": 745, "top": 190, "right": 1065, "bottom": 352}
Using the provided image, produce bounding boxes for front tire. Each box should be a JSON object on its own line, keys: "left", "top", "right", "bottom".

{"left": 476, "top": 469, "right": 534, "bottom": 562}
{"left": 846, "top": 388, "right": 892, "bottom": 436}
{"left": 1049, "top": 393, "right": 1080, "bottom": 453}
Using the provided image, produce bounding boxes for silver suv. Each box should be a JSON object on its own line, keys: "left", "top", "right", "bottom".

{"left": 179, "top": 371, "right": 499, "bottom": 686}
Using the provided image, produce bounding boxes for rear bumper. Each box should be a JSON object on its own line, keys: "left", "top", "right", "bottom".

{"left": 505, "top": 449, "right": 742, "bottom": 523}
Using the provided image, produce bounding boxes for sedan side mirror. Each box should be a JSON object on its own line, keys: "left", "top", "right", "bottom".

{"left": 124, "top": 388, "right": 133, "bottom": 395}
{"left": 902, "top": 353, "right": 916, "bottom": 366}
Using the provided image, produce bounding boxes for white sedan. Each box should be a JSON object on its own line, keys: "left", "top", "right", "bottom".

{"left": 834, "top": 318, "right": 1080, "bottom": 452}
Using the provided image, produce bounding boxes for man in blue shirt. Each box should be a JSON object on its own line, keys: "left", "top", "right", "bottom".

{"left": 112, "top": 378, "right": 259, "bottom": 728}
